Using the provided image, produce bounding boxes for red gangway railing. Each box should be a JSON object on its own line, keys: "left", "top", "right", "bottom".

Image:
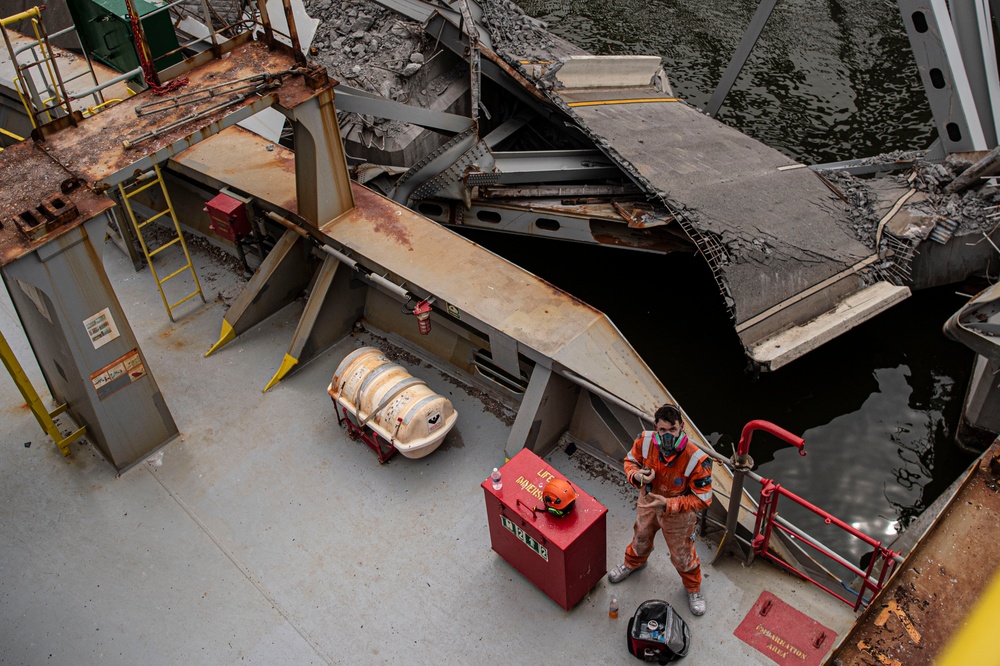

{"left": 717, "top": 420, "right": 902, "bottom": 611}
{"left": 751, "top": 477, "right": 902, "bottom": 611}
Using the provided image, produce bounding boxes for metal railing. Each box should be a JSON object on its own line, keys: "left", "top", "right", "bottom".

{"left": 712, "top": 419, "right": 903, "bottom": 611}
{"left": 751, "top": 478, "right": 902, "bottom": 611}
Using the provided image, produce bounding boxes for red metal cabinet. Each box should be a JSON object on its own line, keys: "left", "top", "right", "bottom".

{"left": 204, "top": 192, "right": 251, "bottom": 241}
{"left": 482, "top": 449, "right": 607, "bottom": 610}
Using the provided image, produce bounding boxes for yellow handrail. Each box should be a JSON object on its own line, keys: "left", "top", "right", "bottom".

{"left": 84, "top": 99, "right": 123, "bottom": 117}
{"left": 1, "top": 7, "right": 42, "bottom": 28}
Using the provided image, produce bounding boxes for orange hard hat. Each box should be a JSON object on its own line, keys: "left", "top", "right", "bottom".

{"left": 543, "top": 478, "right": 578, "bottom": 511}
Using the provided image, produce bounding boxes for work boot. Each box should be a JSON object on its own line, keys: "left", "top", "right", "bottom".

{"left": 688, "top": 591, "right": 706, "bottom": 616}
{"left": 607, "top": 562, "right": 646, "bottom": 583}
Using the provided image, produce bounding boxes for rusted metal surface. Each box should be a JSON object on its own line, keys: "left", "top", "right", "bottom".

{"left": 326, "top": 183, "right": 600, "bottom": 335}
{"left": 39, "top": 40, "right": 331, "bottom": 188}
{"left": 590, "top": 230, "right": 692, "bottom": 253}
{"left": 169, "top": 125, "right": 298, "bottom": 214}
{"left": 828, "top": 440, "right": 1000, "bottom": 665}
{"left": 0, "top": 140, "right": 112, "bottom": 267}
{"left": 611, "top": 201, "right": 673, "bottom": 229}
{"left": 324, "top": 184, "right": 672, "bottom": 415}
{"left": 13, "top": 193, "right": 78, "bottom": 240}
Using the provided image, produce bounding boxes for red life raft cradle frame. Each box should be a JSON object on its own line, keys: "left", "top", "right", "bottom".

{"left": 332, "top": 401, "right": 399, "bottom": 463}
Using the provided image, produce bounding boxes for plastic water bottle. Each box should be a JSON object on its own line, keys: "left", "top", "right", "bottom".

{"left": 609, "top": 596, "right": 619, "bottom": 619}
{"left": 491, "top": 467, "right": 502, "bottom": 490}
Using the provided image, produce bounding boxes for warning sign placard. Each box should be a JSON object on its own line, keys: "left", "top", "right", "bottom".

{"left": 83, "top": 308, "right": 119, "bottom": 349}
{"left": 89, "top": 349, "right": 146, "bottom": 400}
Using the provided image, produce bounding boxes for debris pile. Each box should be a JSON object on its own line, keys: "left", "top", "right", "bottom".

{"left": 306, "top": 0, "right": 426, "bottom": 94}
{"left": 908, "top": 155, "right": 1000, "bottom": 242}
{"left": 303, "top": 0, "right": 444, "bottom": 150}
{"left": 480, "top": 0, "right": 572, "bottom": 84}
{"left": 817, "top": 169, "right": 887, "bottom": 250}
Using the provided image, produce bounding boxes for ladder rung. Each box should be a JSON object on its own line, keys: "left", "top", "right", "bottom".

{"left": 16, "top": 57, "right": 54, "bottom": 71}
{"left": 124, "top": 178, "right": 160, "bottom": 198}
{"left": 169, "top": 290, "right": 202, "bottom": 310}
{"left": 158, "top": 263, "right": 193, "bottom": 284}
{"left": 148, "top": 237, "right": 181, "bottom": 256}
{"left": 117, "top": 166, "right": 203, "bottom": 321}
{"left": 137, "top": 209, "right": 171, "bottom": 227}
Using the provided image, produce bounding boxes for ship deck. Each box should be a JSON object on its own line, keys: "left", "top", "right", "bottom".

{"left": 0, "top": 236, "right": 857, "bottom": 664}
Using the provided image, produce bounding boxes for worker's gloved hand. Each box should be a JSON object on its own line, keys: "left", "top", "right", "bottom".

{"left": 633, "top": 468, "right": 655, "bottom": 486}
{"left": 640, "top": 492, "right": 668, "bottom": 512}
{"left": 664, "top": 497, "right": 684, "bottom": 514}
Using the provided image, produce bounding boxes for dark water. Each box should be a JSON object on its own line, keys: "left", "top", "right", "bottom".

{"left": 464, "top": 0, "right": 981, "bottom": 566}
{"left": 519, "top": 0, "right": 936, "bottom": 165}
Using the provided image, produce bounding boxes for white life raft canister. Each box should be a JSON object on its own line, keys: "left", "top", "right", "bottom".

{"left": 327, "top": 346, "right": 458, "bottom": 458}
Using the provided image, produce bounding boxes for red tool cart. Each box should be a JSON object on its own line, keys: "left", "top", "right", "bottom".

{"left": 482, "top": 449, "right": 607, "bottom": 610}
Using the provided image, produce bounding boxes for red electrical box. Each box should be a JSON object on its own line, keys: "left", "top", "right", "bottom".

{"left": 204, "top": 192, "right": 251, "bottom": 242}
{"left": 482, "top": 449, "right": 607, "bottom": 610}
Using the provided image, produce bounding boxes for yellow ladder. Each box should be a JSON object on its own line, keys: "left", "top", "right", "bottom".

{"left": 118, "top": 163, "right": 205, "bottom": 321}
{"left": 0, "top": 330, "right": 85, "bottom": 456}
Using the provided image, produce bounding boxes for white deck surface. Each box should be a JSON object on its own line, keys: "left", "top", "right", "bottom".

{"left": 0, "top": 236, "right": 856, "bottom": 664}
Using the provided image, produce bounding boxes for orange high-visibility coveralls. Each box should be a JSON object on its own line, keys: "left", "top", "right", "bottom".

{"left": 622, "top": 431, "right": 713, "bottom": 593}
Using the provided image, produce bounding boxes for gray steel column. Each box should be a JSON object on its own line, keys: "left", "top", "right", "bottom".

{"left": 264, "top": 252, "right": 367, "bottom": 390}
{"left": 1, "top": 213, "right": 177, "bottom": 473}
{"left": 205, "top": 228, "right": 314, "bottom": 356}
{"left": 505, "top": 364, "right": 580, "bottom": 459}
{"left": 949, "top": 0, "right": 998, "bottom": 146}
{"left": 898, "top": 0, "right": 988, "bottom": 152}
{"left": 287, "top": 89, "right": 355, "bottom": 227}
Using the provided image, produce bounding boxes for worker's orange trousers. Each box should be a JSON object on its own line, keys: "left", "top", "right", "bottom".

{"left": 624, "top": 504, "right": 702, "bottom": 592}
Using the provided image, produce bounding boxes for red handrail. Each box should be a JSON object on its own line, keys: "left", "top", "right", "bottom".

{"left": 751, "top": 478, "right": 901, "bottom": 611}
{"left": 737, "top": 419, "right": 806, "bottom": 457}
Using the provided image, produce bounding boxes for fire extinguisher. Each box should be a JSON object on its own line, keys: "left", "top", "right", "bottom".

{"left": 413, "top": 300, "right": 433, "bottom": 335}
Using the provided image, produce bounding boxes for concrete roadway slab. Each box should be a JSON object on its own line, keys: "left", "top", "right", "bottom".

{"left": 558, "top": 90, "right": 873, "bottom": 328}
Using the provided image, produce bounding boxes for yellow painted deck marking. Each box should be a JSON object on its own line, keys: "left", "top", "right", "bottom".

{"left": 874, "top": 600, "right": 921, "bottom": 643}
{"left": 567, "top": 98, "right": 680, "bottom": 108}
{"left": 857, "top": 640, "right": 901, "bottom": 666}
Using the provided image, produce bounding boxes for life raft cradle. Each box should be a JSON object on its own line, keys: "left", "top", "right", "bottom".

{"left": 331, "top": 376, "right": 425, "bottom": 463}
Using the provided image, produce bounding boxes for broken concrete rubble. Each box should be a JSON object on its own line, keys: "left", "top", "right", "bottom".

{"left": 910, "top": 155, "right": 1000, "bottom": 240}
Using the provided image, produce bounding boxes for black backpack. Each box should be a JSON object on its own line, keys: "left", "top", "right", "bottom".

{"left": 626, "top": 599, "right": 691, "bottom": 663}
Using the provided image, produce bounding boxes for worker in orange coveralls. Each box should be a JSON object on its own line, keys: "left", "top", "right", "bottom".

{"left": 607, "top": 404, "right": 713, "bottom": 617}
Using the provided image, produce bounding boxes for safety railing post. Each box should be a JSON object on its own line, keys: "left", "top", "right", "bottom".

{"left": 753, "top": 480, "right": 782, "bottom": 560}
{"left": 716, "top": 419, "right": 806, "bottom": 565}
{"left": 749, "top": 479, "right": 905, "bottom": 610}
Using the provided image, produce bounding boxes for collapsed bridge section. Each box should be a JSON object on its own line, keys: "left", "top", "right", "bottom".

{"left": 320, "top": 0, "right": 914, "bottom": 371}
{"left": 552, "top": 77, "right": 912, "bottom": 370}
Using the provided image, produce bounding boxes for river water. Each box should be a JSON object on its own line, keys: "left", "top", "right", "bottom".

{"left": 464, "top": 0, "right": 982, "bottom": 567}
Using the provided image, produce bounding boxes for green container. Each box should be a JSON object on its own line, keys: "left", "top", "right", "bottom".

{"left": 67, "top": 0, "right": 183, "bottom": 81}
